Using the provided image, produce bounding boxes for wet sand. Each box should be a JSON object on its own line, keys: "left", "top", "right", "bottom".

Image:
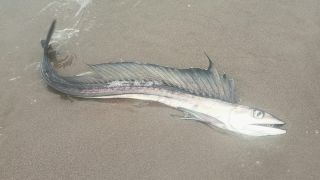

{"left": 1, "top": 0, "right": 320, "bottom": 179}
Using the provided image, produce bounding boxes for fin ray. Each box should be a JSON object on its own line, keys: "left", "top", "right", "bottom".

{"left": 84, "top": 57, "right": 237, "bottom": 103}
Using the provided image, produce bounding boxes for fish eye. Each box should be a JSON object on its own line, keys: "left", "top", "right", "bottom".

{"left": 253, "top": 109, "right": 265, "bottom": 119}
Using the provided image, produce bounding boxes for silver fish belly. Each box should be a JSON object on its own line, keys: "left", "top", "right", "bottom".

{"left": 41, "top": 20, "right": 286, "bottom": 136}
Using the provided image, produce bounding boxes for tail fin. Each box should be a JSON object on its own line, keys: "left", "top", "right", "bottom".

{"left": 41, "top": 19, "right": 56, "bottom": 52}
{"left": 41, "top": 20, "right": 59, "bottom": 85}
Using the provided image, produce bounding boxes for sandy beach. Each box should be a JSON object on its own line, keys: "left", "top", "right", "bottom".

{"left": 1, "top": 0, "right": 320, "bottom": 179}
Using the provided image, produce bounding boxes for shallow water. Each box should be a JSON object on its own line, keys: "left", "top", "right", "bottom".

{"left": 1, "top": 0, "right": 320, "bottom": 179}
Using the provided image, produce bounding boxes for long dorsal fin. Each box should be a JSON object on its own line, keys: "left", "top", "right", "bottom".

{"left": 77, "top": 54, "right": 238, "bottom": 103}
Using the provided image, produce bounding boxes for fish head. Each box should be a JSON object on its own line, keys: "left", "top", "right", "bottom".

{"left": 226, "top": 105, "right": 286, "bottom": 136}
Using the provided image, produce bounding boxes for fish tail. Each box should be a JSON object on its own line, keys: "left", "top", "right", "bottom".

{"left": 41, "top": 20, "right": 57, "bottom": 77}
{"left": 40, "top": 20, "right": 96, "bottom": 97}
{"left": 41, "top": 19, "right": 56, "bottom": 51}
{"left": 40, "top": 20, "right": 71, "bottom": 94}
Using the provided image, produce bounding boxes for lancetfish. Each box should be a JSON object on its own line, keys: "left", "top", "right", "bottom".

{"left": 41, "top": 20, "right": 286, "bottom": 136}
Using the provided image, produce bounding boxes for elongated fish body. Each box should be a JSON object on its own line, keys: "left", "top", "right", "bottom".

{"left": 41, "top": 20, "right": 286, "bottom": 136}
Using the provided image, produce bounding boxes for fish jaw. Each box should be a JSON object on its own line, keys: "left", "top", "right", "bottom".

{"left": 232, "top": 120, "right": 286, "bottom": 136}
{"left": 226, "top": 106, "right": 286, "bottom": 136}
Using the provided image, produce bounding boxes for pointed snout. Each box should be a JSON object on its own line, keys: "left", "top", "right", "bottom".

{"left": 246, "top": 124, "right": 286, "bottom": 136}
{"left": 230, "top": 114, "right": 286, "bottom": 136}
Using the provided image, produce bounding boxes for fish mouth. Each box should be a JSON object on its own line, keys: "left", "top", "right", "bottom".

{"left": 245, "top": 121, "right": 286, "bottom": 136}
{"left": 252, "top": 123, "right": 285, "bottom": 128}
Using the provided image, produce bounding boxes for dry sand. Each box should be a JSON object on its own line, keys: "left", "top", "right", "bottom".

{"left": 1, "top": 0, "right": 320, "bottom": 179}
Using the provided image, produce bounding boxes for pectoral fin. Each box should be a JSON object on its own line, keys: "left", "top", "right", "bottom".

{"left": 176, "top": 108, "right": 225, "bottom": 128}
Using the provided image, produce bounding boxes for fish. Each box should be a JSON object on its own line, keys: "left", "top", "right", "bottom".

{"left": 40, "top": 20, "right": 286, "bottom": 136}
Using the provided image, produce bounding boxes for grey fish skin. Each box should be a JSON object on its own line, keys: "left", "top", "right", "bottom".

{"left": 40, "top": 21, "right": 151, "bottom": 98}
{"left": 40, "top": 20, "right": 286, "bottom": 137}
{"left": 39, "top": 20, "right": 162, "bottom": 97}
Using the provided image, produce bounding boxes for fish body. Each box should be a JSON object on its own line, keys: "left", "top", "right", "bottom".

{"left": 41, "top": 20, "right": 286, "bottom": 136}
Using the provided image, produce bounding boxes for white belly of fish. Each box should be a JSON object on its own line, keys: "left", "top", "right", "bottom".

{"left": 85, "top": 86, "right": 286, "bottom": 136}
{"left": 93, "top": 88, "right": 234, "bottom": 128}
